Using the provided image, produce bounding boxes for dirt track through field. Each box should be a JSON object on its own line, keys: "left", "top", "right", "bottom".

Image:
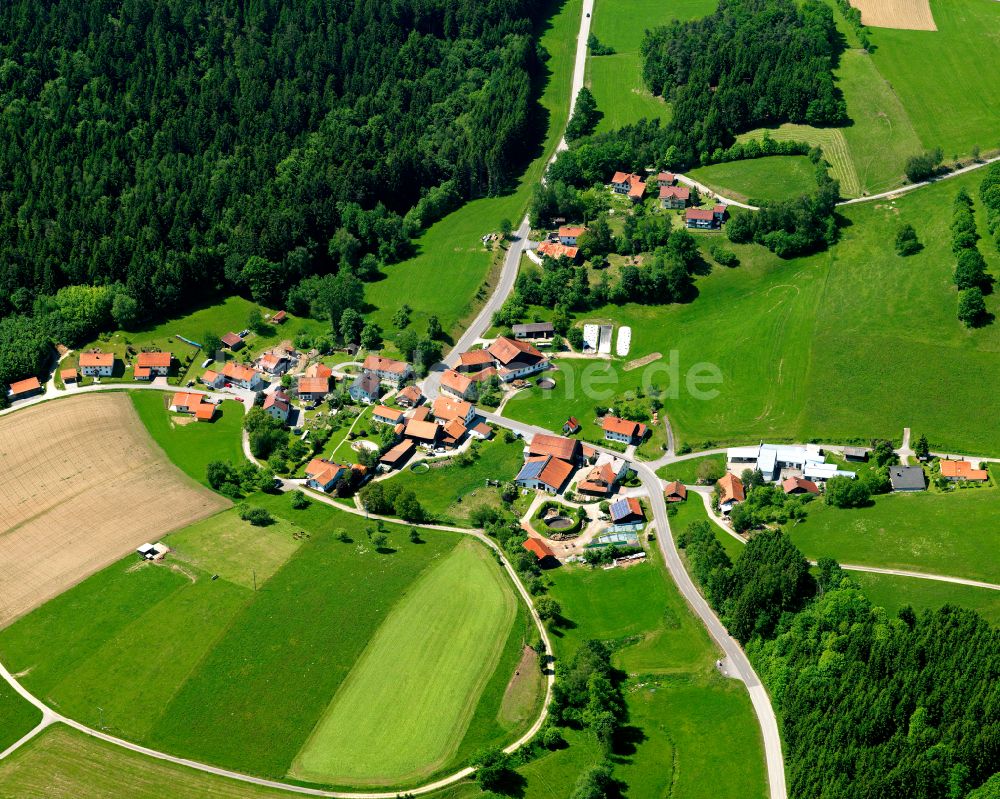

{"left": 0, "top": 394, "right": 228, "bottom": 628}
{"left": 850, "top": 0, "right": 936, "bottom": 30}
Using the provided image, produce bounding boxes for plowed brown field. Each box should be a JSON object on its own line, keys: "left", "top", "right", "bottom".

{"left": 0, "top": 393, "right": 228, "bottom": 627}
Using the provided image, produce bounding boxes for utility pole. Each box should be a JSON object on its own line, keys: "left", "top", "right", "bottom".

{"left": 253, "top": 569, "right": 257, "bottom": 591}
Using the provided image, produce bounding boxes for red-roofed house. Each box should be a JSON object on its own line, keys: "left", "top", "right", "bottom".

{"left": 305, "top": 459, "right": 346, "bottom": 493}
{"left": 659, "top": 184, "right": 691, "bottom": 209}
{"left": 717, "top": 472, "right": 745, "bottom": 514}
{"left": 440, "top": 368, "right": 475, "bottom": 401}
{"left": 379, "top": 440, "right": 415, "bottom": 471}
{"left": 79, "top": 351, "right": 115, "bottom": 377}
{"left": 373, "top": 405, "right": 405, "bottom": 427}
{"left": 60, "top": 368, "right": 78, "bottom": 384}
{"left": 558, "top": 225, "right": 586, "bottom": 246}
{"left": 457, "top": 349, "right": 494, "bottom": 372}
{"left": 134, "top": 351, "right": 172, "bottom": 380}
{"left": 939, "top": 459, "right": 989, "bottom": 482}
{"left": 657, "top": 172, "right": 676, "bottom": 186}
{"left": 431, "top": 396, "right": 475, "bottom": 426}
{"left": 536, "top": 241, "right": 580, "bottom": 261}
{"left": 263, "top": 390, "right": 291, "bottom": 423}
{"left": 256, "top": 352, "right": 290, "bottom": 376}
{"left": 713, "top": 204, "right": 728, "bottom": 223}
{"left": 527, "top": 432, "right": 580, "bottom": 464}
{"left": 221, "top": 361, "right": 263, "bottom": 390}
{"left": 664, "top": 481, "right": 687, "bottom": 502}
{"left": 782, "top": 476, "right": 820, "bottom": 495}
{"left": 305, "top": 362, "right": 333, "bottom": 379}
{"left": 271, "top": 310, "right": 287, "bottom": 324}
{"left": 562, "top": 417, "right": 581, "bottom": 435}
{"left": 170, "top": 392, "right": 216, "bottom": 422}
{"left": 201, "top": 369, "right": 224, "bottom": 389}
{"left": 298, "top": 375, "right": 330, "bottom": 402}
{"left": 221, "top": 332, "right": 243, "bottom": 350}
{"left": 362, "top": 355, "right": 412, "bottom": 386}
{"left": 515, "top": 455, "right": 574, "bottom": 494}
{"left": 488, "top": 336, "right": 548, "bottom": 382}
{"left": 405, "top": 419, "right": 440, "bottom": 446}
{"left": 396, "top": 385, "right": 423, "bottom": 408}
{"left": 611, "top": 172, "right": 644, "bottom": 196}
{"left": 441, "top": 418, "right": 468, "bottom": 447}
{"left": 685, "top": 208, "right": 717, "bottom": 230}
{"left": 602, "top": 416, "right": 647, "bottom": 445}
{"left": 8, "top": 377, "right": 42, "bottom": 399}
{"left": 523, "top": 537, "right": 556, "bottom": 563}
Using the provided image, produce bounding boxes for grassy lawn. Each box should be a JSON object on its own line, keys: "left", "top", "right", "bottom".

{"left": 0, "top": 492, "right": 532, "bottom": 786}
{"left": 670, "top": 494, "right": 746, "bottom": 563}
{"left": 290, "top": 540, "right": 518, "bottom": 786}
{"left": 0, "top": 681, "right": 41, "bottom": 752}
{"left": 388, "top": 435, "right": 526, "bottom": 525}
{"left": 657, "top": 453, "right": 726, "bottom": 487}
{"left": 130, "top": 391, "right": 245, "bottom": 486}
{"left": 688, "top": 156, "right": 819, "bottom": 204}
{"left": 366, "top": 0, "right": 584, "bottom": 345}
{"left": 555, "top": 169, "right": 1000, "bottom": 454}
{"left": 787, "top": 487, "right": 1000, "bottom": 583}
{"left": 585, "top": 0, "right": 715, "bottom": 133}
{"left": 0, "top": 726, "right": 301, "bottom": 799}
{"left": 867, "top": 0, "right": 1000, "bottom": 160}
{"left": 849, "top": 572, "right": 1000, "bottom": 626}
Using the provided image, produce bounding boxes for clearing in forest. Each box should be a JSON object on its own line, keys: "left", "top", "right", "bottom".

{"left": 850, "top": 0, "right": 936, "bottom": 30}
{"left": 0, "top": 393, "right": 227, "bottom": 627}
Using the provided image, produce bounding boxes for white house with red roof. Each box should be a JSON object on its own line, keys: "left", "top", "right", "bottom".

{"left": 362, "top": 355, "right": 412, "bottom": 386}
{"left": 133, "top": 351, "right": 172, "bottom": 380}
{"left": 487, "top": 336, "right": 548, "bottom": 382}
{"left": 440, "top": 368, "right": 476, "bottom": 401}
{"left": 263, "top": 390, "right": 291, "bottom": 423}
{"left": 79, "top": 351, "right": 115, "bottom": 377}
{"left": 602, "top": 415, "right": 647, "bottom": 445}
{"left": 256, "top": 352, "right": 290, "bottom": 376}
{"left": 558, "top": 225, "right": 586, "bottom": 246}
{"left": 305, "top": 458, "right": 346, "bottom": 493}
{"left": 610, "top": 172, "right": 646, "bottom": 200}
{"left": 221, "top": 361, "right": 263, "bottom": 391}
{"left": 659, "top": 184, "right": 690, "bottom": 209}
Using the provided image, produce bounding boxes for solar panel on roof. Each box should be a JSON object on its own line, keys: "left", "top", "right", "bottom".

{"left": 517, "top": 459, "right": 547, "bottom": 481}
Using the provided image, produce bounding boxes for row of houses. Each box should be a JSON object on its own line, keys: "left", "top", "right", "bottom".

{"left": 609, "top": 169, "right": 729, "bottom": 229}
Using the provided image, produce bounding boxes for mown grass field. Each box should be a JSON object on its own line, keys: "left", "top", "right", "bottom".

{"left": 0, "top": 726, "right": 299, "bottom": 799}
{"left": 387, "top": 434, "right": 526, "bottom": 525}
{"left": 510, "top": 170, "right": 1000, "bottom": 454}
{"left": 366, "top": 0, "right": 584, "bottom": 344}
{"left": 0, "top": 681, "right": 41, "bottom": 753}
{"left": 545, "top": 543, "right": 768, "bottom": 799}
{"left": 736, "top": 124, "right": 862, "bottom": 197}
{"left": 657, "top": 453, "right": 726, "bottom": 487}
{"left": 291, "top": 540, "right": 517, "bottom": 786}
{"left": 867, "top": 0, "right": 1000, "bottom": 160}
{"left": 788, "top": 486, "right": 1000, "bottom": 583}
{"left": 0, "top": 493, "right": 533, "bottom": 787}
{"left": 130, "top": 391, "right": 245, "bottom": 486}
{"left": 850, "top": 572, "right": 1000, "bottom": 626}
{"left": 585, "top": 0, "right": 715, "bottom": 133}
{"left": 688, "top": 156, "right": 819, "bottom": 204}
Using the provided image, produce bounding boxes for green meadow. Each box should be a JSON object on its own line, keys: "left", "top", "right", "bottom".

{"left": 291, "top": 540, "right": 517, "bottom": 786}
{"left": 0, "top": 682, "right": 41, "bottom": 753}
{"left": 688, "top": 156, "right": 819, "bottom": 204}
{"left": 506, "top": 169, "right": 1000, "bottom": 454}
{"left": 0, "top": 494, "right": 535, "bottom": 787}
{"left": 867, "top": 0, "right": 1000, "bottom": 160}
{"left": 657, "top": 453, "right": 726, "bottom": 488}
{"left": 366, "top": 0, "right": 584, "bottom": 343}
{"left": 849, "top": 573, "right": 1000, "bottom": 626}
{"left": 130, "top": 391, "right": 245, "bottom": 486}
{"left": 788, "top": 486, "right": 1000, "bottom": 584}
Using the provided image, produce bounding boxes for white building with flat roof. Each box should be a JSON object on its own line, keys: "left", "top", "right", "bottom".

{"left": 727, "top": 443, "right": 855, "bottom": 482}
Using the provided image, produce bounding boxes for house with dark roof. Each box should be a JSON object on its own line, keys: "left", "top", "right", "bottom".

{"left": 515, "top": 455, "right": 574, "bottom": 494}
{"left": 890, "top": 466, "right": 926, "bottom": 492}
{"left": 609, "top": 497, "right": 644, "bottom": 524}
{"left": 843, "top": 447, "right": 869, "bottom": 462}
{"left": 349, "top": 373, "right": 381, "bottom": 404}
{"left": 512, "top": 322, "right": 555, "bottom": 340}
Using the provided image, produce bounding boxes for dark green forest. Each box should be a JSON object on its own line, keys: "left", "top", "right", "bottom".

{"left": 678, "top": 523, "right": 999, "bottom": 799}
{"left": 0, "top": 0, "right": 545, "bottom": 385}
{"left": 641, "top": 0, "right": 846, "bottom": 161}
